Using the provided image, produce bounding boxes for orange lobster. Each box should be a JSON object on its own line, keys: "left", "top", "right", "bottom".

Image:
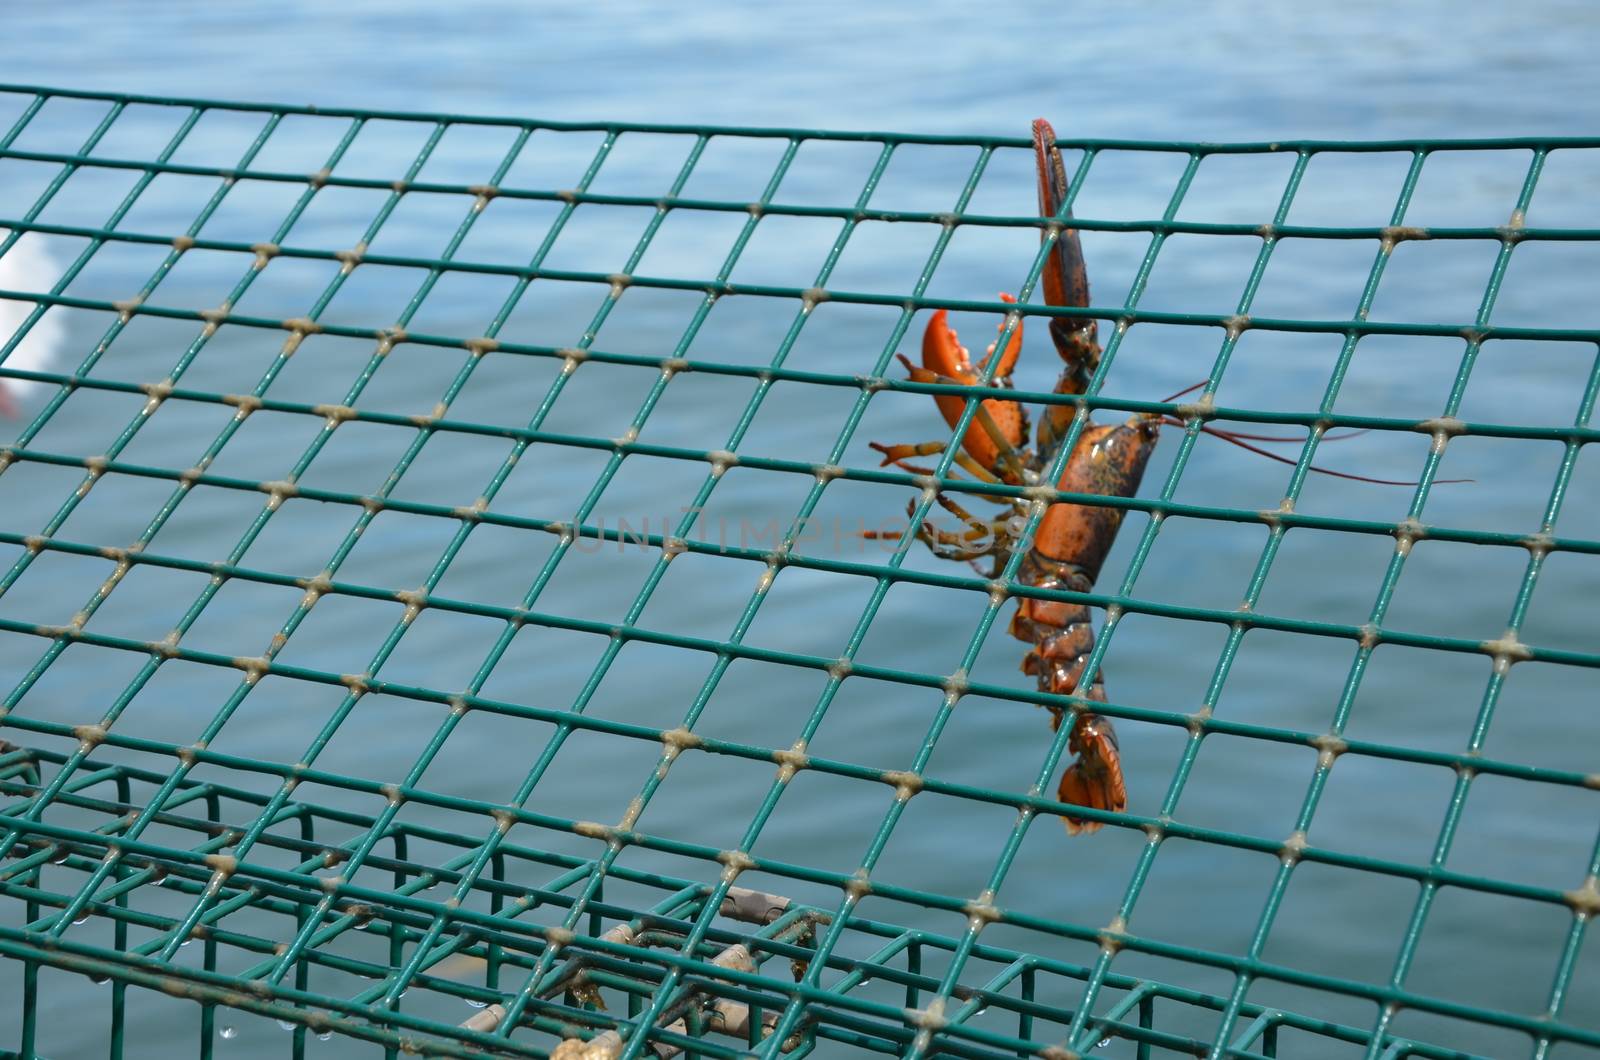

{"left": 870, "top": 118, "right": 1143, "bottom": 835}
{"left": 870, "top": 121, "right": 1441, "bottom": 834}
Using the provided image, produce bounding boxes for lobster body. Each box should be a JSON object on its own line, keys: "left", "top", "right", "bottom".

{"left": 1031, "top": 418, "right": 1161, "bottom": 583}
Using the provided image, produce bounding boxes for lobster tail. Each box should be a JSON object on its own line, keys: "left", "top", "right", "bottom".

{"left": 1057, "top": 714, "right": 1126, "bottom": 836}
{"left": 1012, "top": 574, "right": 1127, "bottom": 834}
{"left": 1013, "top": 576, "right": 1100, "bottom": 698}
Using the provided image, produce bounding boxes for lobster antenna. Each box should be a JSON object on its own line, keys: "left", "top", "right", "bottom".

{"left": 1158, "top": 380, "right": 1368, "bottom": 442}
{"left": 1173, "top": 420, "right": 1472, "bottom": 486}
{"left": 1160, "top": 380, "right": 1208, "bottom": 403}
{"left": 1213, "top": 426, "right": 1373, "bottom": 443}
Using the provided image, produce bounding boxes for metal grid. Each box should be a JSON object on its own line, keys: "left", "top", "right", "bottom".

{"left": 0, "top": 84, "right": 1596, "bottom": 1060}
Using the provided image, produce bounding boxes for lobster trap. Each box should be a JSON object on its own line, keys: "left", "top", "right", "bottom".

{"left": 0, "top": 83, "right": 1598, "bottom": 1059}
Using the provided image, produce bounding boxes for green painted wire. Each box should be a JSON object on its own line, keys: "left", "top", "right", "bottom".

{"left": 0, "top": 85, "right": 1595, "bottom": 1060}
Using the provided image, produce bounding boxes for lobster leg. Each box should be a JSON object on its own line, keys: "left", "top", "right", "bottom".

{"left": 929, "top": 490, "right": 1020, "bottom": 549}
{"left": 861, "top": 490, "right": 1025, "bottom": 572}
{"left": 885, "top": 497, "right": 1016, "bottom": 562}
{"left": 925, "top": 537, "right": 1002, "bottom": 565}
{"left": 869, "top": 439, "right": 1007, "bottom": 484}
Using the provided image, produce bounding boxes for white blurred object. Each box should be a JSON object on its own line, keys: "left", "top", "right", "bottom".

{"left": 0, "top": 228, "right": 66, "bottom": 417}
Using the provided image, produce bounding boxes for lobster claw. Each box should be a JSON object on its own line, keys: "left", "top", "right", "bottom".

{"left": 914, "top": 294, "right": 1025, "bottom": 477}
{"left": 1032, "top": 119, "right": 1101, "bottom": 395}
{"left": 921, "top": 292, "right": 1023, "bottom": 383}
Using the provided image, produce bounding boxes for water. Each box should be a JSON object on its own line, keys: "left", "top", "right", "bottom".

{"left": 1, "top": 3, "right": 1597, "bottom": 1057}
{"left": 4, "top": 2, "right": 1598, "bottom": 140}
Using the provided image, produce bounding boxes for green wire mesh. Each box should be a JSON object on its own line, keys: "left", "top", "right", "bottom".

{"left": 0, "top": 85, "right": 1597, "bottom": 1060}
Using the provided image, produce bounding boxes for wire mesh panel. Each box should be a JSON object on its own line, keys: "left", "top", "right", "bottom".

{"left": 0, "top": 85, "right": 1598, "bottom": 1060}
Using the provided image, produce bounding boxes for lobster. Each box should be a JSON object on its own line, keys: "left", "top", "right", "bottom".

{"left": 868, "top": 120, "right": 1426, "bottom": 834}
{"left": 868, "top": 118, "right": 1138, "bottom": 835}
